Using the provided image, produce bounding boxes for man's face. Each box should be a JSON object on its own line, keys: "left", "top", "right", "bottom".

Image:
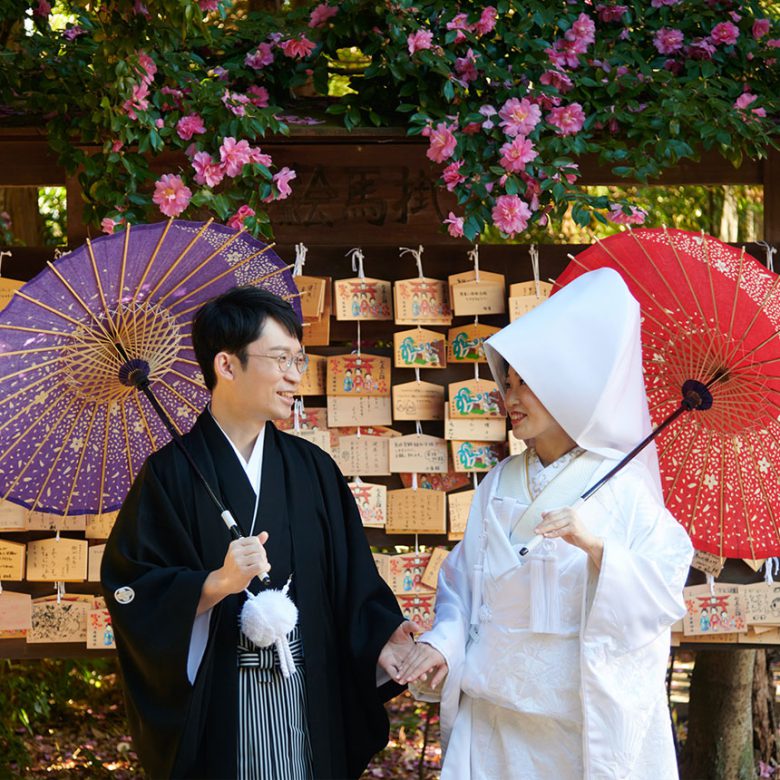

{"left": 217, "top": 317, "right": 303, "bottom": 423}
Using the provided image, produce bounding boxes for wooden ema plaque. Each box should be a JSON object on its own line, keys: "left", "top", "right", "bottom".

{"left": 88, "top": 544, "right": 106, "bottom": 582}
{"left": 28, "top": 597, "right": 89, "bottom": 644}
{"left": 386, "top": 551, "right": 432, "bottom": 593}
{"left": 509, "top": 281, "right": 553, "bottom": 322}
{"left": 0, "top": 591, "right": 32, "bottom": 631}
{"left": 85, "top": 512, "right": 118, "bottom": 540}
{"left": 286, "top": 428, "right": 332, "bottom": 456}
{"left": 327, "top": 354, "right": 391, "bottom": 397}
{"left": 448, "top": 378, "right": 505, "bottom": 419}
{"left": 0, "top": 278, "right": 22, "bottom": 313}
{"left": 394, "top": 277, "right": 452, "bottom": 326}
{"left": 294, "top": 275, "right": 326, "bottom": 318}
{"left": 0, "top": 500, "right": 27, "bottom": 532}
{"left": 451, "top": 440, "right": 507, "bottom": 472}
{"left": 27, "top": 513, "right": 87, "bottom": 532}
{"left": 449, "top": 270, "right": 506, "bottom": 316}
{"left": 400, "top": 470, "right": 470, "bottom": 493}
{"left": 389, "top": 434, "right": 448, "bottom": 474}
{"left": 326, "top": 395, "right": 392, "bottom": 427}
{"left": 333, "top": 434, "right": 390, "bottom": 477}
{"left": 448, "top": 489, "right": 475, "bottom": 537}
{"left": 87, "top": 607, "right": 115, "bottom": 650}
{"left": 422, "top": 547, "right": 449, "bottom": 589}
{"left": 386, "top": 488, "right": 446, "bottom": 534}
{"left": 392, "top": 381, "right": 445, "bottom": 421}
{"left": 333, "top": 277, "right": 393, "bottom": 321}
{"left": 741, "top": 582, "right": 780, "bottom": 625}
{"left": 26, "top": 538, "right": 88, "bottom": 582}
{"left": 0, "top": 539, "right": 25, "bottom": 580}
{"left": 302, "top": 276, "right": 332, "bottom": 347}
{"left": 393, "top": 328, "right": 447, "bottom": 369}
{"left": 447, "top": 323, "right": 499, "bottom": 363}
{"left": 276, "top": 407, "right": 327, "bottom": 433}
{"left": 348, "top": 482, "right": 387, "bottom": 528}
{"left": 396, "top": 591, "right": 436, "bottom": 632}
{"left": 298, "top": 354, "right": 327, "bottom": 396}
{"left": 682, "top": 583, "right": 747, "bottom": 636}
{"left": 444, "top": 405, "right": 506, "bottom": 442}
{"left": 372, "top": 552, "right": 390, "bottom": 582}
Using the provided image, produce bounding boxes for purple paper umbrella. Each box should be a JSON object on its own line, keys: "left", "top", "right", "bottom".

{"left": 0, "top": 219, "right": 300, "bottom": 516}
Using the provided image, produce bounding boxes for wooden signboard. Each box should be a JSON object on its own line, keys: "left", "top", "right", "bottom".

{"left": 447, "top": 323, "right": 499, "bottom": 363}
{"left": 276, "top": 407, "right": 328, "bottom": 433}
{"left": 509, "top": 280, "right": 553, "bottom": 322}
{"left": 327, "top": 354, "right": 391, "bottom": 397}
{"left": 87, "top": 608, "right": 115, "bottom": 650}
{"left": 286, "top": 428, "right": 332, "bottom": 456}
{"left": 27, "top": 513, "right": 86, "bottom": 532}
{"left": 302, "top": 276, "right": 331, "bottom": 347}
{"left": 0, "top": 500, "right": 27, "bottom": 532}
{"left": 386, "top": 551, "right": 432, "bottom": 593}
{"left": 448, "top": 489, "right": 475, "bottom": 537}
{"left": 28, "top": 598, "right": 88, "bottom": 644}
{"left": 451, "top": 440, "right": 506, "bottom": 472}
{"left": 348, "top": 482, "right": 387, "bottom": 528}
{"left": 691, "top": 550, "right": 725, "bottom": 578}
{"left": 333, "top": 435, "right": 390, "bottom": 477}
{"left": 393, "top": 328, "right": 447, "bottom": 369}
{"left": 0, "top": 590, "right": 32, "bottom": 631}
{"left": 444, "top": 405, "right": 506, "bottom": 442}
{"left": 298, "top": 353, "right": 327, "bottom": 396}
{"left": 422, "top": 547, "right": 449, "bottom": 589}
{"left": 394, "top": 278, "right": 452, "bottom": 326}
{"left": 326, "top": 395, "right": 393, "bottom": 427}
{"left": 396, "top": 591, "right": 436, "bottom": 632}
{"left": 85, "top": 512, "right": 118, "bottom": 540}
{"left": 386, "top": 488, "right": 447, "bottom": 534}
{"left": 26, "top": 538, "right": 88, "bottom": 582}
{"left": 333, "top": 277, "right": 393, "bottom": 321}
{"left": 294, "top": 275, "right": 326, "bottom": 318}
{"left": 682, "top": 583, "right": 747, "bottom": 636}
{"left": 372, "top": 552, "right": 390, "bottom": 583}
{"left": 0, "top": 278, "right": 22, "bottom": 313}
{"left": 741, "top": 582, "right": 780, "bottom": 625}
{"left": 449, "top": 270, "right": 506, "bottom": 316}
{"left": 448, "top": 379, "right": 505, "bottom": 419}
{"left": 400, "top": 470, "right": 470, "bottom": 493}
{"left": 87, "top": 544, "right": 105, "bottom": 583}
{"left": 392, "top": 381, "right": 445, "bottom": 421}
{"left": 0, "top": 539, "right": 25, "bottom": 581}
{"left": 389, "top": 434, "right": 449, "bottom": 474}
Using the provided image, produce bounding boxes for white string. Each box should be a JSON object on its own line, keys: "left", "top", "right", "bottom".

{"left": 755, "top": 241, "right": 777, "bottom": 273}
{"left": 0, "top": 250, "right": 11, "bottom": 277}
{"left": 472, "top": 472, "right": 478, "bottom": 489}
{"left": 414, "top": 367, "right": 421, "bottom": 383}
{"left": 353, "top": 474, "right": 364, "bottom": 485}
{"left": 414, "top": 534, "right": 419, "bottom": 554}
{"left": 474, "top": 361, "right": 480, "bottom": 381}
{"left": 415, "top": 420, "right": 423, "bottom": 436}
{"left": 346, "top": 247, "right": 365, "bottom": 278}
{"left": 468, "top": 245, "right": 480, "bottom": 283}
{"left": 356, "top": 320, "right": 361, "bottom": 357}
{"left": 412, "top": 473, "right": 418, "bottom": 490}
{"left": 55, "top": 581, "right": 65, "bottom": 604}
{"left": 0, "top": 581, "right": 3, "bottom": 594}
{"left": 706, "top": 572, "right": 715, "bottom": 595}
{"left": 765, "top": 558, "right": 775, "bottom": 584}
{"left": 400, "top": 245, "right": 425, "bottom": 278}
{"left": 293, "top": 243, "right": 307, "bottom": 276}
{"left": 293, "top": 398, "right": 303, "bottom": 432}
{"left": 529, "top": 243, "right": 541, "bottom": 298}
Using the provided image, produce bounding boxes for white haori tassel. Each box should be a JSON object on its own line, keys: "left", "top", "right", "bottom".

{"left": 528, "top": 542, "right": 562, "bottom": 634}
{"left": 240, "top": 577, "right": 299, "bottom": 677}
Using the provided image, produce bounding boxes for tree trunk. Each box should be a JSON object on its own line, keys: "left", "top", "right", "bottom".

{"left": 753, "top": 649, "right": 778, "bottom": 767}
{"left": 680, "top": 649, "right": 756, "bottom": 780}
{"left": 0, "top": 187, "right": 44, "bottom": 246}
{"left": 719, "top": 185, "right": 739, "bottom": 242}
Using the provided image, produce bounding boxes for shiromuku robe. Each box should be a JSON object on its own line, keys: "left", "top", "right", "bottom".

{"left": 420, "top": 449, "right": 693, "bottom": 780}
{"left": 101, "top": 411, "right": 404, "bottom": 779}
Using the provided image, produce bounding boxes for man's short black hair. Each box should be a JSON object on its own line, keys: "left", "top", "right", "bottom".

{"left": 192, "top": 286, "right": 303, "bottom": 391}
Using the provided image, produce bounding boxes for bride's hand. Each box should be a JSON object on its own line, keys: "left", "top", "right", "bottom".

{"left": 396, "top": 642, "right": 448, "bottom": 688}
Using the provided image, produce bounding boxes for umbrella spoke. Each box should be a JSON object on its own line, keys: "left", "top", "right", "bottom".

{"left": 167, "top": 367, "right": 206, "bottom": 392}
{"left": 98, "top": 404, "right": 112, "bottom": 515}
{"left": 133, "top": 393, "right": 160, "bottom": 452}
{"left": 722, "top": 273, "right": 780, "bottom": 368}
{"left": 154, "top": 378, "right": 201, "bottom": 414}
{"left": 85, "top": 237, "right": 118, "bottom": 334}
{"left": 114, "top": 223, "right": 132, "bottom": 337}
{"left": 746, "top": 432, "right": 780, "bottom": 552}
{"left": 0, "top": 356, "right": 62, "bottom": 386}
{"left": 725, "top": 245, "right": 747, "bottom": 347}
{"left": 686, "top": 429, "right": 715, "bottom": 538}
{"left": 14, "top": 290, "right": 94, "bottom": 331}
{"left": 726, "top": 328, "right": 780, "bottom": 375}
{"left": 730, "top": 436, "right": 757, "bottom": 562}
{"left": 658, "top": 420, "right": 696, "bottom": 498}
{"left": 63, "top": 404, "right": 100, "bottom": 515}
{"left": 130, "top": 219, "right": 173, "bottom": 309}
{"left": 0, "top": 323, "right": 76, "bottom": 339}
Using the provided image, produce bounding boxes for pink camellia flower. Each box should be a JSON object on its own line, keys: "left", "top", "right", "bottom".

{"left": 499, "top": 137, "right": 538, "bottom": 173}
{"left": 222, "top": 91, "right": 251, "bottom": 117}
{"left": 446, "top": 13, "right": 470, "bottom": 44}
{"left": 595, "top": 4, "right": 628, "bottom": 23}
{"left": 492, "top": 194, "right": 532, "bottom": 237}
{"left": 227, "top": 205, "right": 256, "bottom": 230}
{"left": 454, "top": 49, "right": 479, "bottom": 84}
{"left": 425, "top": 122, "right": 457, "bottom": 163}
{"left": 160, "top": 86, "right": 185, "bottom": 111}
{"left": 547, "top": 102, "right": 586, "bottom": 136}
{"left": 753, "top": 19, "right": 771, "bottom": 39}
{"left": 539, "top": 69, "right": 573, "bottom": 93}
{"left": 219, "top": 137, "right": 252, "bottom": 177}
{"left": 651, "top": 0, "right": 680, "bottom": 6}
{"left": 479, "top": 104, "right": 497, "bottom": 130}
{"left": 248, "top": 146, "right": 273, "bottom": 167}
{"left": 133, "top": 0, "right": 150, "bottom": 18}
{"left": 247, "top": 85, "right": 270, "bottom": 108}
{"left": 711, "top": 21, "right": 740, "bottom": 46}
{"left": 101, "top": 216, "right": 119, "bottom": 235}
{"left": 111, "top": 139, "right": 123, "bottom": 153}
{"left": 192, "top": 152, "right": 225, "bottom": 187}
{"left": 309, "top": 3, "right": 338, "bottom": 28}
{"left": 34, "top": 0, "right": 51, "bottom": 16}
{"left": 152, "top": 174, "right": 192, "bottom": 218}
{"left": 654, "top": 28, "right": 684, "bottom": 55}
{"left": 474, "top": 6, "right": 498, "bottom": 36}
{"left": 688, "top": 38, "right": 716, "bottom": 60}
{"left": 176, "top": 114, "right": 206, "bottom": 141}
{"left": 135, "top": 51, "right": 157, "bottom": 85}
{"left": 407, "top": 29, "right": 434, "bottom": 55}
{"left": 199, "top": 0, "right": 218, "bottom": 10}
{"left": 444, "top": 212, "right": 465, "bottom": 238}
{"left": 272, "top": 167, "right": 297, "bottom": 199}
{"left": 499, "top": 97, "right": 541, "bottom": 138}
{"left": 566, "top": 13, "right": 596, "bottom": 48}
{"left": 63, "top": 26, "right": 85, "bottom": 40}
{"left": 608, "top": 203, "right": 647, "bottom": 225}
{"left": 734, "top": 92, "right": 767, "bottom": 117}
{"left": 122, "top": 82, "right": 150, "bottom": 120}
{"left": 245, "top": 42, "right": 275, "bottom": 70}
{"left": 442, "top": 161, "right": 466, "bottom": 191}
{"left": 280, "top": 36, "right": 316, "bottom": 59}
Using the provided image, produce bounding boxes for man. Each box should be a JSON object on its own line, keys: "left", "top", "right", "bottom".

{"left": 102, "top": 287, "right": 415, "bottom": 779}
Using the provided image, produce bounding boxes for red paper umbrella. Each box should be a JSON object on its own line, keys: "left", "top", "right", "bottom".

{"left": 556, "top": 227, "right": 780, "bottom": 560}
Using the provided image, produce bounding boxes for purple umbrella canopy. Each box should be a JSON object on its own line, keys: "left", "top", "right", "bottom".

{"left": 0, "top": 219, "right": 300, "bottom": 516}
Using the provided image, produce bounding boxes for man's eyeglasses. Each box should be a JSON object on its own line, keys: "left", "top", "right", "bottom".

{"left": 245, "top": 352, "right": 310, "bottom": 374}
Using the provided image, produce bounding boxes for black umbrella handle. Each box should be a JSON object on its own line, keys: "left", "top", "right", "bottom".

{"left": 115, "top": 344, "right": 270, "bottom": 587}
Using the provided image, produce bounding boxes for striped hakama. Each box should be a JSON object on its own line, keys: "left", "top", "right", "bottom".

{"left": 237, "top": 625, "right": 313, "bottom": 780}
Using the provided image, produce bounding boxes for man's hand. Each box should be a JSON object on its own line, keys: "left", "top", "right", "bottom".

{"left": 535, "top": 507, "right": 604, "bottom": 568}
{"left": 197, "top": 531, "right": 270, "bottom": 615}
{"left": 396, "top": 642, "right": 448, "bottom": 689}
{"left": 378, "top": 620, "right": 419, "bottom": 682}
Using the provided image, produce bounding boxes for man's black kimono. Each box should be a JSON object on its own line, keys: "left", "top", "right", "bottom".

{"left": 102, "top": 411, "right": 405, "bottom": 779}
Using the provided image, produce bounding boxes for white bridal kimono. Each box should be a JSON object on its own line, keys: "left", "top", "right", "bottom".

{"left": 421, "top": 448, "right": 692, "bottom": 779}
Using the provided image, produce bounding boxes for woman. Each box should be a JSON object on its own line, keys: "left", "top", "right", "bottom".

{"left": 397, "top": 268, "right": 693, "bottom": 779}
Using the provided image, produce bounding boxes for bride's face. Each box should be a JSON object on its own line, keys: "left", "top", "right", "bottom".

{"left": 504, "top": 367, "right": 570, "bottom": 446}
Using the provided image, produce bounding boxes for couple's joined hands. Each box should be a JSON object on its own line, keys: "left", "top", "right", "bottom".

{"left": 378, "top": 621, "right": 449, "bottom": 689}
